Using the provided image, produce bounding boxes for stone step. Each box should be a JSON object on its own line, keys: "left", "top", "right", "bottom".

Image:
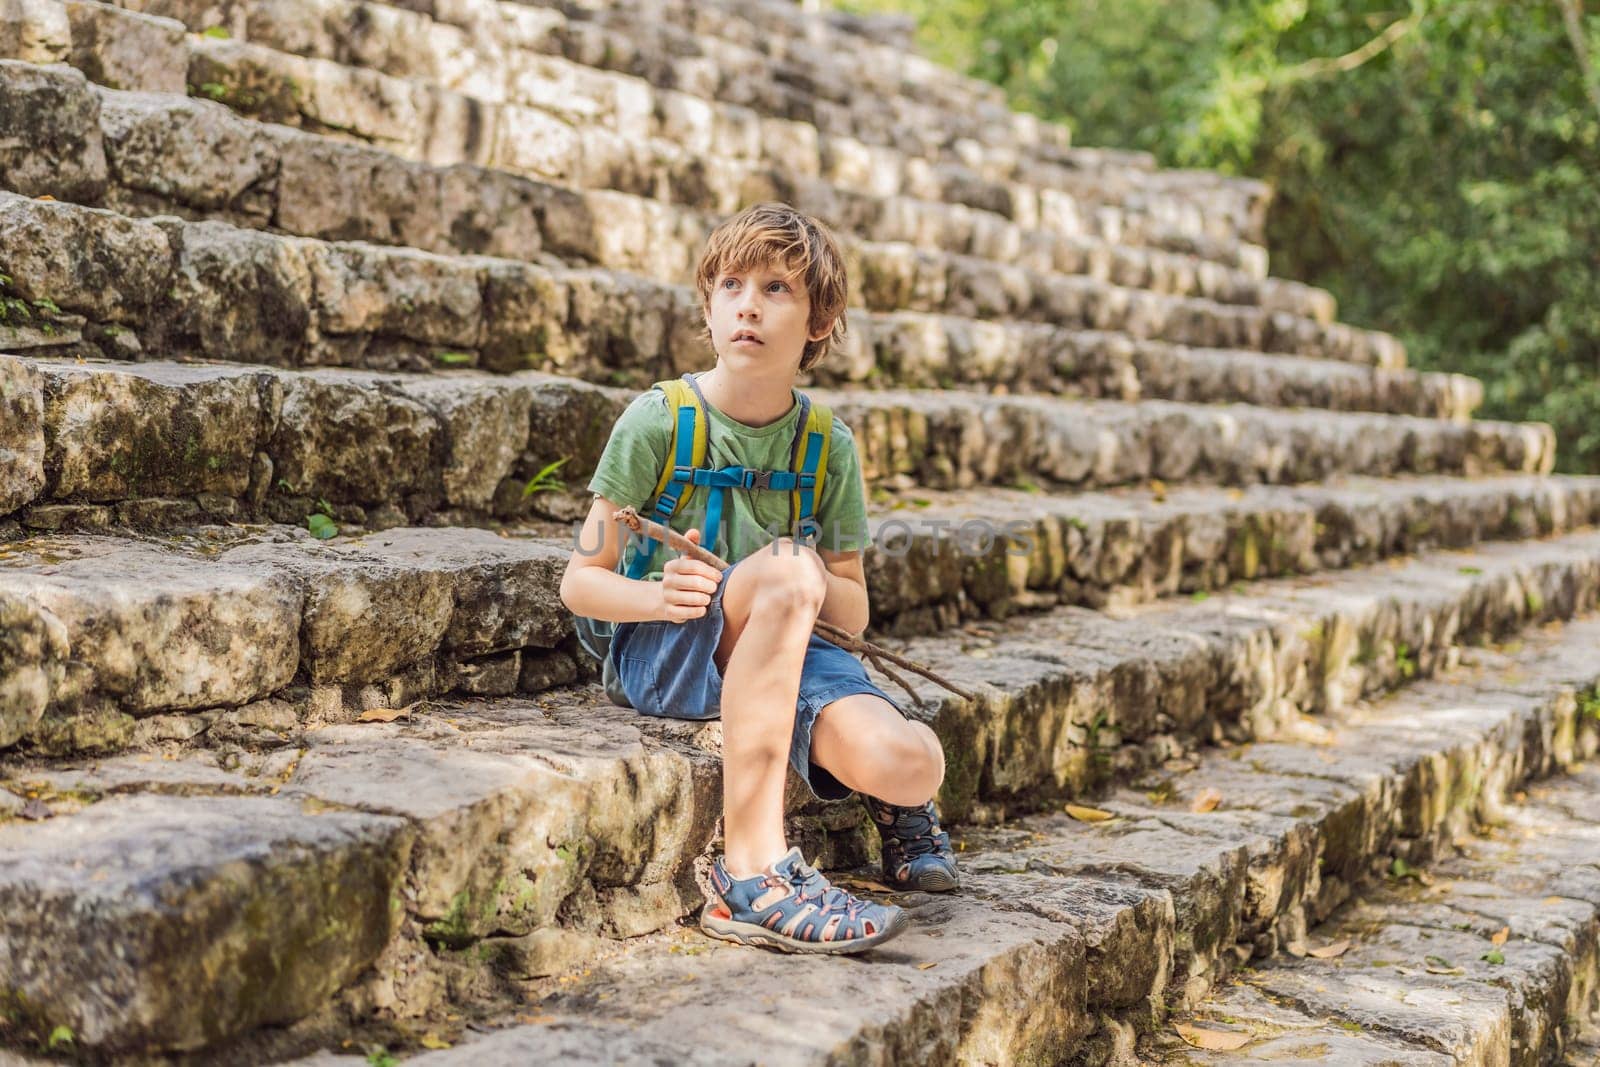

{"left": 0, "top": 176, "right": 1417, "bottom": 401}
{"left": 7, "top": 472, "right": 1599, "bottom": 754}
{"left": 3, "top": 544, "right": 1600, "bottom": 1057}
{"left": 5, "top": 61, "right": 1328, "bottom": 325}
{"left": 216, "top": 615, "right": 1600, "bottom": 1061}
{"left": 0, "top": 28, "right": 1318, "bottom": 357}
{"left": 1156, "top": 763, "right": 1600, "bottom": 1064}
{"left": 131, "top": 0, "right": 1059, "bottom": 168}
{"left": 202, "top": 0, "right": 1273, "bottom": 245}
{"left": 21, "top": 0, "right": 1273, "bottom": 274}
{"left": 0, "top": 189, "right": 1401, "bottom": 403}
{"left": 471, "top": 0, "right": 1273, "bottom": 236}
{"left": 0, "top": 355, "right": 1553, "bottom": 535}
{"left": 501, "top": 0, "right": 1055, "bottom": 158}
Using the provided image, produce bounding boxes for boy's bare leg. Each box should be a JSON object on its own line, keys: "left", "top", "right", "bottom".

{"left": 808, "top": 694, "right": 945, "bottom": 807}
{"left": 712, "top": 547, "right": 826, "bottom": 878}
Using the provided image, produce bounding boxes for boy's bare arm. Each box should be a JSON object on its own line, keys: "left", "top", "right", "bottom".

{"left": 559, "top": 495, "right": 721, "bottom": 624}
{"left": 817, "top": 547, "right": 870, "bottom": 637}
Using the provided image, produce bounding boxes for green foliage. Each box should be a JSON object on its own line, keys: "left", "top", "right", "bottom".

{"left": 46, "top": 1025, "right": 73, "bottom": 1050}
{"left": 307, "top": 513, "right": 338, "bottom": 539}
{"left": 522, "top": 455, "right": 571, "bottom": 497}
{"left": 836, "top": 0, "right": 1600, "bottom": 472}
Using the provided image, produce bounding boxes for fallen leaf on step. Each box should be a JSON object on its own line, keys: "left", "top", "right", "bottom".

{"left": 1491, "top": 926, "right": 1509, "bottom": 946}
{"left": 1189, "top": 788, "right": 1223, "bottom": 813}
{"left": 1174, "top": 1023, "right": 1250, "bottom": 1051}
{"left": 1065, "top": 804, "right": 1116, "bottom": 822}
{"left": 1424, "top": 954, "right": 1463, "bottom": 975}
{"left": 418, "top": 1034, "right": 451, "bottom": 1050}
{"left": 840, "top": 878, "right": 895, "bottom": 894}
{"left": 1543, "top": 896, "right": 1564, "bottom": 905}
{"left": 357, "top": 704, "right": 413, "bottom": 723}
{"left": 1307, "top": 939, "right": 1351, "bottom": 959}
{"left": 916, "top": 962, "right": 937, "bottom": 970}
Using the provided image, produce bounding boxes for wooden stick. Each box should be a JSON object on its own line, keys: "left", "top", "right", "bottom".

{"left": 612, "top": 508, "right": 977, "bottom": 706}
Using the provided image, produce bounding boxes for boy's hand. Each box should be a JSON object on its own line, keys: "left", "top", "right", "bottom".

{"left": 659, "top": 528, "right": 723, "bottom": 623}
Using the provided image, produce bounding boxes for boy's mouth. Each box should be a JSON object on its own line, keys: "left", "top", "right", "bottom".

{"left": 730, "top": 329, "right": 763, "bottom": 346}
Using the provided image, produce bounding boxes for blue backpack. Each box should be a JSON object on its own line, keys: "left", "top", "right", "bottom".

{"left": 575, "top": 372, "right": 833, "bottom": 706}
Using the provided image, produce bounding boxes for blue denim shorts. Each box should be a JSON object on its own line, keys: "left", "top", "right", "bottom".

{"left": 609, "top": 558, "right": 902, "bottom": 801}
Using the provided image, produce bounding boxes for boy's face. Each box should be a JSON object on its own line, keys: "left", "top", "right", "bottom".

{"left": 706, "top": 259, "right": 832, "bottom": 376}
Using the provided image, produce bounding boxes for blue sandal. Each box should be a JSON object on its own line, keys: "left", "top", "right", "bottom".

{"left": 702, "top": 848, "right": 908, "bottom": 954}
{"left": 864, "top": 797, "right": 960, "bottom": 892}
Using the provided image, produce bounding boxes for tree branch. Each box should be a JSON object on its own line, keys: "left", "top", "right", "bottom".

{"left": 1265, "top": 13, "right": 1419, "bottom": 88}
{"left": 610, "top": 508, "right": 977, "bottom": 709}
{"left": 1557, "top": 0, "right": 1600, "bottom": 127}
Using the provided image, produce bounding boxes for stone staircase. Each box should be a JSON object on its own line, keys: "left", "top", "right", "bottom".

{"left": 0, "top": 0, "right": 1597, "bottom": 1062}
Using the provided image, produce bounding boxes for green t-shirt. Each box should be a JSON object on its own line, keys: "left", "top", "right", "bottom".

{"left": 586, "top": 377, "right": 872, "bottom": 581}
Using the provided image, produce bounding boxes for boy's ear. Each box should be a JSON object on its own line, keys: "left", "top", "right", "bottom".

{"left": 807, "top": 315, "right": 838, "bottom": 343}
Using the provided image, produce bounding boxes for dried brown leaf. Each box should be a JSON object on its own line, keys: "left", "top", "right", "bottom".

{"left": 916, "top": 961, "right": 937, "bottom": 970}
{"left": 1307, "top": 939, "right": 1351, "bottom": 959}
{"left": 1189, "top": 788, "right": 1223, "bottom": 814}
{"left": 1491, "top": 926, "right": 1509, "bottom": 946}
{"left": 1065, "top": 804, "right": 1116, "bottom": 823}
{"left": 1174, "top": 1023, "right": 1250, "bottom": 1051}
{"left": 357, "top": 704, "right": 412, "bottom": 723}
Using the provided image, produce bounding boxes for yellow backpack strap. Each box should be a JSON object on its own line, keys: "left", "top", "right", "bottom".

{"left": 788, "top": 395, "right": 832, "bottom": 542}
{"left": 625, "top": 379, "right": 707, "bottom": 580}
{"left": 648, "top": 378, "right": 708, "bottom": 512}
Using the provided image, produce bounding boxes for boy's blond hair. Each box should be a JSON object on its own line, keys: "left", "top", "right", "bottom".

{"left": 694, "top": 202, "right": 848, "bottom": 372}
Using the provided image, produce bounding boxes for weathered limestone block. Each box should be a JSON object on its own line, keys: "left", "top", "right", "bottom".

{"left": 0, "top": 794, "right": 410, "bottom": 1052}
{"left": 0, "top": 537, "right": 301, "bottom": 715}
{"left": 488, "top": 101, "right": 580, "bottom": 183}
{"left": 477, "top": 259, "right": 570, "bottom": 373}
{"left": 398, "top": 376, "right": 535, "bottom": 510}
{"left": 0, "top": 589, "right": 65, "bottom": 747}
{"left": 152, "top": 220, "right": 314, "bottom": 365}
{"left": 220, "top": 536, "right": 455, "bottom": 685}
{"left": 0, "top": 192, "right": 171, "bottom": 323}
{"left": 36, "top": 359, "right": 263, "bottom": 500}
{"left": 285, "top": 701, "right": 715, "bottom": 946}
{"left": 561, "top": 267, "right": 676, "bottom": 374}
{"left": 98, "top": 90, "right": 278, "bottom": 221}
{"left": 274, "top": 131, "right": 439, "bottom": 247}
{"left": 408, "top": 894, "right": 1091, "bottom": 1067}
{"left": 184, "top": 38, "right": 305, "bottom": 126}
{"left": 309, "top": 527, "right": 570, "bottom": 659}
{"left": 299, "top": 240, "right": 483, "bottom": 351}
{"left": 267, "top": 369, "right": 441, "bottom": 506}
{"left": 0, "top": 0, "right": 68, "bottom": 63}
{"left": 964, "top": 869, "right": 1175, "bottom": 1011}
{"left": 0, "top": 60, "right": 106, "bottom": 201}
{"left": 425, "top": 162, "right": 544, "bottom": 259}
{"left": 64, "top": 0, "right": 186, "bottom": 93}
{"left": 0, "top": 354, "right": 43, "bottom": 515}
{"left": 965, "top": 813, "right": 1250, "bottom": 1007}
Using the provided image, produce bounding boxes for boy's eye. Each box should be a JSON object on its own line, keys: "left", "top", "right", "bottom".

{"left": 721, "top": 277, "right": 739, "bottom": 289}
{"left": 767, "top": 281, "right": 789, "bottom": 293}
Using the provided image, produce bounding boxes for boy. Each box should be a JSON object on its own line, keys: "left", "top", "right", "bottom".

{"left": 559, "top": 203, "right": 957, "bottom": 955}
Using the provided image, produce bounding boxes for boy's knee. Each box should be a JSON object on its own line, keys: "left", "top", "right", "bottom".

{"left": 749, "top": 552, "right": 826, "bottom": 616}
